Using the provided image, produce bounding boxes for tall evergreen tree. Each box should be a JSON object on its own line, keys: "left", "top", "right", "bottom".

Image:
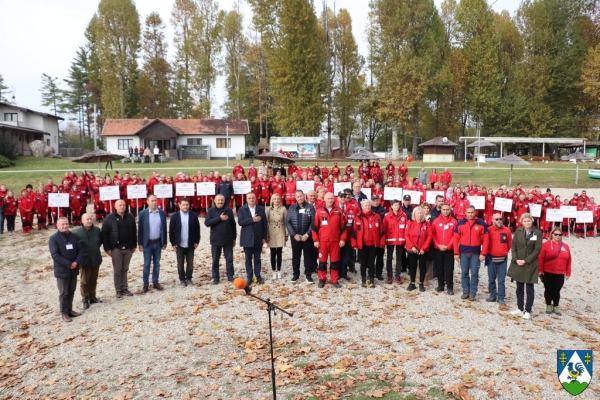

{"left": 0, "top": 74, "right": 12, "bottom": 103}
{"left": 222, "top": 6, "right": 249, "bottom": 120}
{"left": 39, "top": 74, "right": 62, "bottom": 116}
{"left": 90, "top": 0, "right": 141, "bottom": 119}
{"left": 171, "top": 0, "right": 199, "bottom": 118}
{"left": 137, "top": 12, "right": 172, "bottom": 118}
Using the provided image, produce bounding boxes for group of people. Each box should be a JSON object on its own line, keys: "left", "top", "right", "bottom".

{"left": 10, "top": 160, "right": 579, "bottom": 322}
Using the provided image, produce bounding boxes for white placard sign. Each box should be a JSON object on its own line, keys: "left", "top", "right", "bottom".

{"left": 528, "top": 203, "right": 542, "bottom": 218}
{"left": 176, "top": 182, "right": 196, "bottom": 196}
{"left": 48, "top": 193, "right": 70, "bottom": 208}
{"left": 384, "top": 187, "right": 403, "bottom": 201}
{"left": 233, "top": 180, "right": 252, "bottom": 195}
{"left": 296, "top": 181, "right": 315, "bottom": 194}
{"left": 403, "top": 190, "right": 422, "bottom": 205}
{"left": 426, "top": 190, "right": 445, "bottom": 204}
{"left": 561, "top": 206, "right": 577, "bottom": 219}
{"left": 360, "top": 188, "right": 372, "bottom": 200}
{"left": 196, "top": 182, "right": 216, "bottom": 196}
{"left": 494, "top": 197, "right": 513, "bottom": 213}
{"left": 467, "top": 196, "right": 485, "bottom": 210}
{"left": 154, "top": 184, "right": 173, "bottom": 199}
{"left": 333, "top": 182, "right": 351, "bottom": 194}
{"left": 545, "top": 209, "right": 563, "bottom": 222}
{"left": 99, "top": 186, "right": 121, "bottom": 201}
{"left": 127, "top": 184, "right": 147, "bottom": 199}
{"left": 576, "top": 211, "right": 594, "bottom": 223}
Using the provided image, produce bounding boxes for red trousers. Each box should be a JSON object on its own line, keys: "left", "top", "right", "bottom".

{"left": 317, "top": 241, "right": 340, "bottom": 283}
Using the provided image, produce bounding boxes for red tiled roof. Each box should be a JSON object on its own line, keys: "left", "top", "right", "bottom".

{"left": 102, "top": 118, "right": 249, "bottom": 136}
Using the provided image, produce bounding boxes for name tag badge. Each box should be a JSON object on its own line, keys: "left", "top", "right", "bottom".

{"left": 322, "top": 219, "right": 328, "bottom": 226}
{"left": 299, "top": 209, "right": 305, "bottom": 214}
{"left": 530, "top": 235, "right": 537, "bottom": 241}
{"left": 66, "top": 244, "right": 74, "bottom": 250}
{"left": 369, "top": 224, "right": 372, "bottom": 228}
{"left": 400, "top": 224, "right": 405, "bottom": 229}
{"left": 443, "top": 224, "right": 449, "bottom": 230}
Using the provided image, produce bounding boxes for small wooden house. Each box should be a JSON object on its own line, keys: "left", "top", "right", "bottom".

{"left": 420, "top": 137, "right": 456, "bottom": 162}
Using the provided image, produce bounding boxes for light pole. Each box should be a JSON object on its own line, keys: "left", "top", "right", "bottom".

{"left": 225, "top": 122, "right": 230, "bottom": 167}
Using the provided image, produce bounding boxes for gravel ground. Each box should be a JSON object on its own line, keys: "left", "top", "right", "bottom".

{"left": 1, "top": 188, "right": 599, "bottom": 399}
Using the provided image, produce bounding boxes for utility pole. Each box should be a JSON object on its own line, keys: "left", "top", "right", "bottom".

{"left": 226, "top": 122, "right": 230, "bottom": 167}
{"left": 324, "top": 0, "right": 333, "bottom": 159}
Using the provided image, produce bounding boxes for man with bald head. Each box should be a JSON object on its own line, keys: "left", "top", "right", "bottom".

{"left": 75, "top": 213, "right": 104, "bottom": 309}
{"left": 102, "top": 199, "right": 137, "bottom": 298}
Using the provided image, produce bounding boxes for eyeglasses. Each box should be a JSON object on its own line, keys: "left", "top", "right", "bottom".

{"left": 552, "top": 233, "right": 562, "bottom": 236}
{"left": 493, "top": 218, "right": 502, "bottom": 221}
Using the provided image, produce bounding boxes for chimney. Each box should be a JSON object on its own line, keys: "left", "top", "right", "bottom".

{"left": 143, "top": 117, "right": 148, "bottom": 125}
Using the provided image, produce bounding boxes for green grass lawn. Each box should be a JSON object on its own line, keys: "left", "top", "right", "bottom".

{"left": 0, "top": 156, "right": 599, "bottom": 190}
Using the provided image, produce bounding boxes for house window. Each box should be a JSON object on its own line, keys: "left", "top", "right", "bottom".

{"left": 118, "top": 139, "right": 133, "bottom": 150}
{"left": 46, "top": 139, "right": 50, "bottom": 146}
{"left": 4, "top": 113, "right": 17, "bottom": 121}
{"left": 216, "top": 138, "right": 231, "bottom": 148}
{"left": 187, "top": 138, "right": 202, "bottom": 145}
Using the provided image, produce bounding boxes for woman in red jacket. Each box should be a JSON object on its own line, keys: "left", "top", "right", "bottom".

{"left": 429, "top": 168, "right": 438, "bottom": 189}
{"left": 538, "top": 227, "right": 571, "bottom": 316}
{"left": 453, "top": 192, "right": 470, "bottom": 220}
{"left": 483, "top": 194, "right": 495, "bottom": 226}
{"left": 351, "top": 200, "right": 385, "bottom": 288}
{"left": 405, "top": 206, "right": 432, "bottom": 292}
{"left": 383, "top": 200, "right": 408, "bottom": 284}
{"left": 3, "top": 190, "right": 18, "bottom": 235}
{"left": 34, "top": 187, "right": 49, "bottom": 230}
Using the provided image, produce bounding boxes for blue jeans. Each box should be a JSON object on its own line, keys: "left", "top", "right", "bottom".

{"left": 460, "top": 253, "right": 481, "bottom": 296}
{"left": 142, "top": 241, "right": 162, "bottom": 286}
{"left": 211, "top": 245, "right": 234, "bottom": 281}
{"left": 339, "top": 243, "right": 350, "bottom": 278}
{"left": 244, "top": 246, "right": 262, "bottom": 281}
{"left": 487, "top": 257, "right": 508, "bottom": 301}
{"left": 0, "top": 211, "right": 4, "bottom": 234}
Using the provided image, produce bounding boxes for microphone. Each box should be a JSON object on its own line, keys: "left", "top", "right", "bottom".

{"left": 233, "top": 277, "right": 252, "bottom": 294}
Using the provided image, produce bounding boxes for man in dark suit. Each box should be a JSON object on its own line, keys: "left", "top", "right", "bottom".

{"left": 205, "top": 194, "right": 237, "bottom": 284}
{"left": 138, "top": 194, "right": 167, "bottom": 293}
{"left": 238, "top": 192, "right": 268, "bottom": 284}
{"left": 169, "top": 197, "right": 201, "bottom": 286}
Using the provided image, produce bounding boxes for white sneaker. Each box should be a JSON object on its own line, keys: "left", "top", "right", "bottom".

{"left": 510, "top": 309, "right": 524, "bottom": 317}
{"left": 277, "top": 272, "right": 282, "bottom": 279}
{"left": 272, "top": 272, "right": 276, "bottom": 280}
{"left": 523, "top": 312, "right": 531, "bottom": 320}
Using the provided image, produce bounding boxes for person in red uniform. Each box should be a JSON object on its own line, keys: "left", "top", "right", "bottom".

{"left": 440, "top": 168, "right": 452, "bottom": 187}
{"left": 345, "top": 162, "right": 354, "bottom": 176}
{"left": 247, "top": 163, "right": 258, "bottom": 180}
{"left": 92, "top": 178, "right": 105, "bottom": 221}
{"left": 312, "top": 193, "right": 347, "bottom": 288}
{"left": 485, "top": 213, "right": 512, "bottom": 304}
{"left": 429, "top": 168, "right": 438, "bottom": 189}
{"left": 453, "top": 192, "right": 470, "bottom": 220}
{"left": 233, "top": 162, "right": 245, "bottom": 178}
{"left": 351, "top": 200, "right": 385, "bottom": 288}
{"left": 34, "top": 187, "right": 49, "bottom": 230}
{"left": 513, "top": 193, "right": 529, "bottom": 228}
{"left": 3, "top": 190, "right": 18, "bottom": 235}
{"left": 538, "top": 227, "right": 571, "bottom": 315}
{"left": 431, "top": 202, "right": 457, "bottom": 294}
{"left": 405, "top": 206, "right": 433, "bottom": 292}
{"left": 284, "top": 176, "right": 296, "bottom": 208}
{"left": 233, "top": 173, "right": 247, "bottom": 212}
{"left": 383, "top": 200, "right": 408, "bottom": 284}
{"left": 321, "top": 164, "right": 329, "bottom": 179}
{"left": 575, "top": 197, "right": 592, "bottom": 238}
{"left": 69, "top": 184, "right": 84, "bottom": 226}
{"left": 330, "top": 162, "right": 341, "bottom": 180}
{"left": 259, "top": 175, "right": 271, "bottom": 206}
{"left": 18, "top": 188, "right": 34, "bottom": 234}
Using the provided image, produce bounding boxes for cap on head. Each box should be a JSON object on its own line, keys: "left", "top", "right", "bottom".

{"left": 337, "top": 191, "right": 345, "bottom": 197}
{"left": 546, "top": 188, "right": 551, "bottom": 192}
{"left": 403, "top": 194, "right": 411, "bottom": 201}
{"left": 371, "top": 195, "right": 381, "bottom": 200}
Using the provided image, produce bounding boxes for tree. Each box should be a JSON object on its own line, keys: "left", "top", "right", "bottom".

{"left": 580, "top": 44, "right": 600, "bottom": 133}
{"left": 194, "top": 0, "right": 225, "bottom": 117}
{"left": 39, "top": 74, "right": 62, "bottom": 116}
{"left": 368, "top": 0, "right": 445, "bottom": 158}
{"left": 171, "top": 0, "right": 199, "bottom": 118}
{"left": 268, "top": 0, "right": 327, "bottom": 136}
{"left": 332, "top": 9, "right": 364, "bottom": 152}
{"left": 0, "top": 74, "right": 12, "bottom": 103}
{"left": 62, "top": 47, "right": 95, "bottom": 140}
{"left": 245, "top": 32, "right": 272, "bottom": 140}
{"left": 222, "top": 6, "right": 249, "bottom": 119}
{"left": 90, "top": 0, "right": 141, "bottom": 119}
{"left": 137, "top": 12, "right": 172, "bottom": 118}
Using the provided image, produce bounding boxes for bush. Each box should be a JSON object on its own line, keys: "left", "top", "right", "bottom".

{"left": 0, "top": 154, "right": 15, "bottom": 168}
{"left": 526, "top": 156, "right": 550, "bottom": 162}
{"left": 0, "top": 130, "right": 20, "bottom": 160}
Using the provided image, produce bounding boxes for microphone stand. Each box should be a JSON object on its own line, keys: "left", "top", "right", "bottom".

{"left": 244, "top": 289, "right": 293, "bottom": 400}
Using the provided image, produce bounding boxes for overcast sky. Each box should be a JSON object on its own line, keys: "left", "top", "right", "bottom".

{"left": 1, "top": 0, "right": 521, "bottom": 118}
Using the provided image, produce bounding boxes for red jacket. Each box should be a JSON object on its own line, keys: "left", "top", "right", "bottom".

{"left": 405, "top": 220, "right": 432, "bottom": 252}
{"left": 453, "top": 218, "right": 489, "bottom": 255}
{"left": 3, "top": 198, "right": 18, "bottom": 216}
{"left": 340, "top": 199, "right": 360, "bottom": 228}
{"left": 270, "top": 181, "right": 285, "bottom": 197}
{"left": 431, "top": 214, "right": 458, "bottom": 251}
{"left": 538, "top": 240, "right": 571, "bottom": 277}
{"left": 351, "top": 211, "right": 385, "bottom": 249}
{"left": 284, "top": 181, "right": 296, "bottom": 204}
{"left": 486, "top": 225, "right": 512, "bottom": 257}
{"left": 35, "top": 193, "right": 49, "bottom": 214}
{"left": 441, "top": 171, "right": 452, "bottom": 184}
{"left": 383, "top": 210, "right": 408, "bottom": 246}
{"left": 18, "top": 195, "right": 34, "bottom": 214}
{"left": 312, "top": 205, "right": 347, "bottom": 242}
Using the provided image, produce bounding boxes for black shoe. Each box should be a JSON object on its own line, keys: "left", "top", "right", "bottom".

{"left": 142, "top": 285, "right": 149, "bottom": 293}
{"left": 435, "top": 286, "right": 444, "bottom": 292}
{"left": 419, "top": 284, "right": 425, "bottom": 292}
{"left": 153, "top": 283, "right": 164, "bottom": 291}
{"left": 90, "top": 298, "right": 103, "bottom": 304}
{"left": 122, "top": 289, "right": 134, "bottom": 296}
{"left": 82, "top": 300, "right": 90, "bottom": 309}
{"left": 186, "top": 279, "right": 193, "bottom": 286}
{"left": 447, "top": 288, "right": 455, "bottom": 296}
{"left": 376, "top": 275, "right": 384, "bottom": 281}
{"left": 290, "top": 276, "right": 299, "bottom": 283}
{"left": 332, "top": 282, "right": 342, "bottom": 289}
{"left": 361, "top": 280, "right": 367, "bottom": 288}
{"left": 211, "top": 280, "right": 220, "bottom": 285}
{"left": 406, "top": 283, "right": 416, "bottom": 291}
{"left": 349, "top": 267, "right": 357, "bottom": 273}
{"left": 179, "top": 280, "right": 187, "bottom": 287}
{"left": 305, "top": 277, "right": 314, "bottom": 284}
{"left": 257, "top": 277, "right": 265, "bottom": 285}
{"left": 340, "top": 275, "right": 351, "bottom": 281}
{"left": 369, "top": 279, "right": 376, "bottom": 288}
{"left": 227, "top": 277, "right": 234, "bottom": 282}
{"left": 318, "top": 280, "right": 326, "bottom": 288}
